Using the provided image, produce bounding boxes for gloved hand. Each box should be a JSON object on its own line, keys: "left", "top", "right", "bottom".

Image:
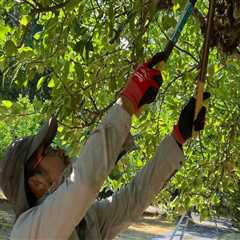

{"left": 121, "top": 55, "right": 164, "bottom": 113}
{"left": 173, "top": 92, "right": 211, "bottom": 145}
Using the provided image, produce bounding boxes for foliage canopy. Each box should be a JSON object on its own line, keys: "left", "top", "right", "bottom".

{"left": 0, "top": 0, "right": 239, "bottom": 227}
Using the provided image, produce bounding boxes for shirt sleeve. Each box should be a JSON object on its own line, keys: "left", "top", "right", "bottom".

{"left": 92, "top": 134, "right": 185, "bottom": 239}
{"left": 10, "top": 104, "right": 131, "bottom": 240}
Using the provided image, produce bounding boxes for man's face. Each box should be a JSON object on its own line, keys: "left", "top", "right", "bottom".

{"left": 28, "top": 145, "right": 70, "bottom": 199}
{"left": 38, "top": 146, "right": 69, "bottom": 185}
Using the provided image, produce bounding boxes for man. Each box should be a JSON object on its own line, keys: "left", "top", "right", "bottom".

{"left": 0, "top": 59, "right": 210, "bottom": 239}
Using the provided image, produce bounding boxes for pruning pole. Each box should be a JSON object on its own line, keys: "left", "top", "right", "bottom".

{"left": 148, "top": 0, "right": 197, "bottom": 69}
{"left": 193, "top": 0, "right": 215, "bottom": 137}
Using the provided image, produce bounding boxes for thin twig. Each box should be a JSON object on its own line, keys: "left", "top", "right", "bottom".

{"left": 95, "top": 0, "right": 101, "bottom": 10}
{"left": 174, "top": 44, "right": 199, "bottom": 63}
{"left": 158, "top": 22, "right": 199, "bottom": 63}
{"left": 57, "top": 120, "right": 83, "bottom": 129}
{"left": 156, "top": 65, "right": 198, "bottom": 135}
{"left": 0, "top": 112, "right": 38, "bottom": 117}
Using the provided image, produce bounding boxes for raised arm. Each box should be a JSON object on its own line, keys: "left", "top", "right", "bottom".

{"left": 11, "top": 60, "right": 163, "bottom": 239}
{"left": 92, "top": 92, "right": 211, "bottom": 239}
{"left": 91, "top": 134, "right": 183, "bottom": 239}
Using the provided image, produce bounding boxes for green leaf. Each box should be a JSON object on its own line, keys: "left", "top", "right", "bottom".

{"left": 34, "top": 32, "right": 41, "bottom": 40}
{"left": 0, "top": 21, "right": 11, "bottom": 43}
{"left": 74, "top": 40, "right": 85, "bottom": 56}
{"left": 86, "top": 40, "right": 94, "bottom": 51}
{"left": 173, "top": 3, "right": 180, "bottom": 13}
{"left": 2, "top": 100, "right": 13, "bottom": 109}
{"left": 0, "top": 56, "right": 5, "bottom": 72}
{"left": 11, "top": 63, "right": 23, "bottom": 85}
{"left": 65, "top": 0, "right": 79, "bottom": 11}
{"left": 37, "top": 76, "right": 45, "bottom": 90}
{"left": 48, "top": 78, "right": 55, "bottom": 88}
{"left": 37, "top": 65, "right": 45, "bottom": 74}
{"left": 5, "top": 40, "right": 17, "bottom": 55}
{"left": 62, "top": 62, "right": 70, "bottom": 80}
{"left": 18, "top": 47, "right": 34, "bottom": 59}
{"left": 20, "top": 15, "right": 31, "bottom": 27}
{"left": 162, "top": 15, "right": 177, "bottom": 30}
{"left": 57, "top": 126, "right": 64, "bottom": 133}
{"left": 75, "top": 63, "right": 84, "bottom": 80}
{"left": 45, "top": 16, "right": 58, "bottom": 32}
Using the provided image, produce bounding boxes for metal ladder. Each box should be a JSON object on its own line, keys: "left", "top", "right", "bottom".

{"left": 169, "top": 213, "right": 190, "bottom": 240}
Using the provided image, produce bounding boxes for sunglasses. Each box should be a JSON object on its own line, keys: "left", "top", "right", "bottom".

{"left": 43, "top": 145, "right": 55, "bottom": 155}
{"left": 32, "top": 145, "right": 56, "bottom": 170}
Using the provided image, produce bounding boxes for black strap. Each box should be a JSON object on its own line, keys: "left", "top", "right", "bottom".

{"left": 76, "top": 218, "right": 87, "bottom": 240}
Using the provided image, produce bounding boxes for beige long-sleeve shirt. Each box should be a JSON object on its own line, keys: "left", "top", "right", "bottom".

{"left": 11, "top": 104, "right": 184, "bottom": 240}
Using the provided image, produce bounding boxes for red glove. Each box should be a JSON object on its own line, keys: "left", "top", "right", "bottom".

{"left": 121, "top": 62, "right": 163, "bottom": 113}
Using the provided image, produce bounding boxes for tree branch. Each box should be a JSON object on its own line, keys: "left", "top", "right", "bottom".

{"left": 156, "top": 65, "right": 198, "bottom": 135}
{"left": 174, "top": 44, "right": 199, "bottom": 63}
{"left": 158, "top": 22, "right": 200, "bottom": 63}
{"left": 31, "top": 0, "right": 71, "bottom": 14}
{"left": 0, "top": 112, "right": 38, "bottom": 118}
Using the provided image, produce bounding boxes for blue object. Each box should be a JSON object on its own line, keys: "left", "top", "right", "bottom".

{"left": 171, "top": 1, "right": 195, "bottom": 44}
{"left": 163, "top": 0, "right": 197, "bottom": 61}
{"left": 148, "top": 0, "right": 197, "bottom": 67}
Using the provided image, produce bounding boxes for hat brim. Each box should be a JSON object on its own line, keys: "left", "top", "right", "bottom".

{"left": 26, "top": 116, "right": 58, "bottom": 162}
{"left": 0, "top": 116, "right": 58, "bottom": 219}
